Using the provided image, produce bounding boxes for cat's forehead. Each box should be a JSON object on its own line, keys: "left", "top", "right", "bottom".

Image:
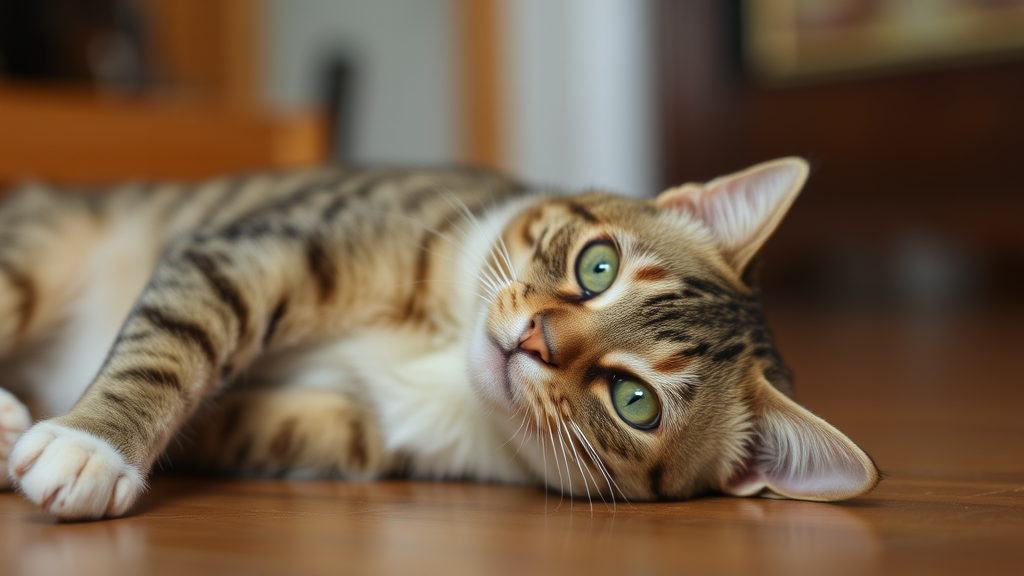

{"left": 525, "top": 192, "right": 731, "bottom": 281}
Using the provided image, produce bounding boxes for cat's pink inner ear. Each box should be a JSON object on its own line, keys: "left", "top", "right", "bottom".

{"left": 723, "top": 380, "right": 880, "bottom": 502}
{"left": 655, "top": 157, "right": 809, "bottom": 271}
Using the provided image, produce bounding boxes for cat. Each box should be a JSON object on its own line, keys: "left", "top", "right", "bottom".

{"left": 0, "top": 157, "right": 879, "bottom": 520}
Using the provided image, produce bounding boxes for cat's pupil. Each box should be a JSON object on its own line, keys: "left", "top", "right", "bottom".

{"left": 594, "top": 262, "right": 609, "bottom": 273}
{"left": 626, "top": 389, "right": 644, "bottom": 406}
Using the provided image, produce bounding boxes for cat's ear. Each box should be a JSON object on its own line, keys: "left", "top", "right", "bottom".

{"left": 655, "top": 157, "right": 809, "bottom": 271}
{"left": 724, "top": 378, "right": 879, "bottom": 501}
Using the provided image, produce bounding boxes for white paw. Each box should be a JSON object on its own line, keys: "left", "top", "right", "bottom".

{"left": 9, "top": 421, "right": 146, "bottom": 520}
{"left": 0, "top": 388, "right": 32, "bottom": 490}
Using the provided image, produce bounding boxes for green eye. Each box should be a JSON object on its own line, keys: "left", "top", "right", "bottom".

{"left": 611, "top": 377, "right": 661, "bottom": 429}
{"left": 575, "top": 242, "right": 619, "bottom": 295}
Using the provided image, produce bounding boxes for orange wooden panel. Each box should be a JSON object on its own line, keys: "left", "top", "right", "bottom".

{"left": 458, "top": 0, "right": 504, "bottom": 170}
{"left": 0, "top": 88, "right": 326, "bottom": 186}
{"left": 133, "top": 0, "right": 260, "bottom": 110}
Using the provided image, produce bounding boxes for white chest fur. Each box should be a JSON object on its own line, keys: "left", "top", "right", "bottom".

{"left": 249, "top": 329, "right": 534, "bottom": 483}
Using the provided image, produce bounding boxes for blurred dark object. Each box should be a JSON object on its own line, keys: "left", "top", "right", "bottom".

{"left": 322, "top": 55, "right": 356, "bottom": 163}
{"left": 0, "top": 0, "right": 262, "bottom": 108}
{"left": 0, "top": 0, "right": 151, "bottom": 92}
{"left": 657, "top": 0, "right": 1024, "bottom": 309}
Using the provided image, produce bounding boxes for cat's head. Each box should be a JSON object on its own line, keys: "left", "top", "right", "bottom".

{"left": 469, "top": 157, "right": 879, "bottom": 502}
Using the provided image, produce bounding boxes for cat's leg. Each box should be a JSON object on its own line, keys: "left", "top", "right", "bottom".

{"left": 170, "top": 388, "right": 388, "bottom": 479}
{"left": 0, "top": 387, "right": 32, "bottom": 489}
{"left": 8, "top": 194, "right": 396, "bottom": 519}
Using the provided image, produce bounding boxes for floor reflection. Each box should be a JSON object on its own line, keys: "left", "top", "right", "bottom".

{"left": 13, "top": 520, "right": 148, "bottom": 576}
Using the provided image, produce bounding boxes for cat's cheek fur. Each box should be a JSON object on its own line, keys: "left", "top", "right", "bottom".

{"left": 9, "top": 421, "right": 146, "bottom": 519}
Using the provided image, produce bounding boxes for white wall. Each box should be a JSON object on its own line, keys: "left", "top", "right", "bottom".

{"left": 261, "top": 0, "right": 460, "bottom": 165}
{"left": 260, "top": 0, "right": 659, "bottom": 197}
{"left": 499, "top": 0, "right": 658, "bottom": 197}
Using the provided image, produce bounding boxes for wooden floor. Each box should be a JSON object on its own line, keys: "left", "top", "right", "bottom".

{"left": 3, "top": 303, "right": 1023, "bottom": 576}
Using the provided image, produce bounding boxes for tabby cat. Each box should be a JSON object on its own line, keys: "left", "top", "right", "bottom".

{"left": 0, "top": 157, "right": 878, "bottom": 520}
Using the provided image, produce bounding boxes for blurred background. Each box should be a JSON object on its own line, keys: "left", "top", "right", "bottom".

{"left": 2, "top": 3, "right": 1023, "bottom": 567}
{"left": 0, "top": 0, "right": 1022, "bottom": 312}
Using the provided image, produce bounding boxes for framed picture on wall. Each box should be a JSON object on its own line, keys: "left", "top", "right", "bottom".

{"left": 744, "top": 0, "right": 1024, "bottom": 82}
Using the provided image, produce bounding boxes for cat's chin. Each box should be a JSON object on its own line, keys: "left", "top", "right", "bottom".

{"left": 467, "top": 318, "right": 517, "bottom": 415}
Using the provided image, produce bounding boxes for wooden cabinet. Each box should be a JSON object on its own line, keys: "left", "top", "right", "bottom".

{"left": 0, "top": 0, "right": 326, "bottom": 189}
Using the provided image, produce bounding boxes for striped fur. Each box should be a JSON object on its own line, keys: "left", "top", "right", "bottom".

{"left": 1, "top": 158, "right": 878, "bottom": 519}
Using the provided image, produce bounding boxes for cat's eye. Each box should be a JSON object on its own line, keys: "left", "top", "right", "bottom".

{"left": 610, "top": 377, "right": 660, "bottom": 429}
{"left": 575, "top": 241, "right": 619, "bottom": 295}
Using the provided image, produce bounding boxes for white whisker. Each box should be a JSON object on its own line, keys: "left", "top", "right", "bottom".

{"left": 483, "top": 183, "right": 520, "bottom": 283}
{"left": 555, "top": 419, "right": 574, "bottom": 510}
{"left": 545, "top": 418, "right": 565, "bottom": 508}
{"left": 570, "top": 418, "right": 632, "bottom": 508}
{"left": 562, "top": 421, "right": 595, "bottom": 512}
{"left": 347, "top": 205, "right": 505, "bottom": 300}
{"left": 500, "top": 408, "right": 528, "bottom": 450}
{"left": 437, "top": 187, "right": 516, "bottom": 287}
{"left": 538, "top": 412, "right": 548, "bottom": 511}
{"left": 512, "top": 422, "right": 532, "bottom": 460}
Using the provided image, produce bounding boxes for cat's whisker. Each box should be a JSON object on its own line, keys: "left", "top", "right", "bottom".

{"left": 406, "top": 240, "right": 503, "bottom": 300}
{"left": 570, "top": 418, "right": 632, "bottom": 509}
{"left": 481, "top": 183, "right": 520, "bottom": 283}
{"left": 545, "top": 418, "right": 565, "bottom": 508}
{"left": 443, "top": 221, "right": 507, "bottom": 294}
{"left": 536, "top": 412, "right": 549, "bottom": 511}
{"left": 356, "top": 206, "right": 473, "bottom": 259}
{"left": 356, "top": 206, "right": 506, "bottom": 296}
{"left": 561, "top": 420, "right": 595, "bottom": 513}
{"left": 500, "top": 408, "right": 528, "bottom": 449}
{"left": 488, "top": 211, "right": 518, "bottom": 284}
{"left": 554, "top": 418, "right": 574, "bottom": 510}
{"left": 436, "top": 187, "right": 516, "bottom": 288}
{"left": 506, "top": 406, "right": 525, "bottom": 421}
{"left": 567, "top": 422, "right": 615, "bottom": 513}
{"left": 564, "top": 421, "right": 607, "bottom": 509}
{"left": 398, "top": 279, "right": 494, "bottom": 305}
{"left": 568, "top": 418, "right": 614, "bottom": 510}
{"left": 512, "top": 422, "right": 532, "bottom": 460}
{"left": 417, "top": 259, "right": 500, "bottom": 303}
{"left": 432, "top": 190, "right": 503, "bottom": 278}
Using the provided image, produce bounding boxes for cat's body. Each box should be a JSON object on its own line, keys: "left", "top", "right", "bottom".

{"left": 1, "top": 159, "right": 879, "bottom": 520}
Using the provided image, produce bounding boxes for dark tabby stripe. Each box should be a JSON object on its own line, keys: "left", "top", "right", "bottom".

{"left": 111, "top": 367, "right": 183, "bottom": 392}
{"left": 184, "top": 250, "right": 250, "bottom": 336}
{"left": 196, "top": 177, "right": 251, "bottom": 228}
{"left": 306, "top": 238, "right": 337, "bottom": 302}
{"left": 565, "top": 201, "right": 599, "bottom": 224}
{"left": 648, "top": 463, "right": 667, "bottom": 499}
{"left": 263, "top": 300, "right": 288, "bottom": 347}
{"left": 138, "top": 307, "right": 218, "bottom": 364}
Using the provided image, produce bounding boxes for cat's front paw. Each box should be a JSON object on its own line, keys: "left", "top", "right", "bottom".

{"left": 8, "top": 421, "right": 146, "bottom": 520}
{"left": 0, "top": 388, "right": 32, "bottom": 489}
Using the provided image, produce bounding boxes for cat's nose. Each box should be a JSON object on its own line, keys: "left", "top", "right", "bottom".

{"left": 517, "top": 315, "right": 553, "bottom": 365}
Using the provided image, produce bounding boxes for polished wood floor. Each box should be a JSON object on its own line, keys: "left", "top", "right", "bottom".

{"left": 3, "top": 304, "right": 1023, "bottom": 576}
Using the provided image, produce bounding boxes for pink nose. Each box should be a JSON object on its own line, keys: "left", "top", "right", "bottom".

{"left": 517, "top": 316, "right": 552, "bottom": 364}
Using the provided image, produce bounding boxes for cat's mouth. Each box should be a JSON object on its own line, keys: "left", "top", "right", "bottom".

{"left": 468, "top": 319, "right": 519, "bottom": 411}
